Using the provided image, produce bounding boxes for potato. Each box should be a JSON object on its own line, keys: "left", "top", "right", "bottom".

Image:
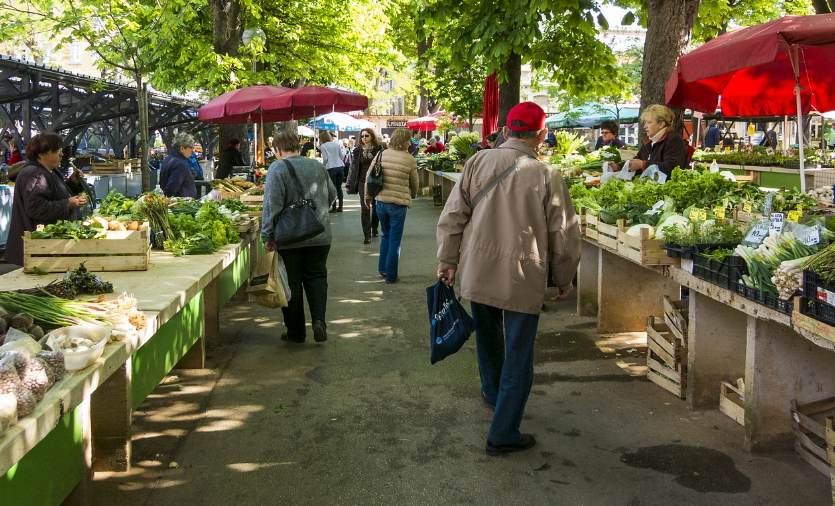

{"left": 115, "top": 222, "right": 127, "bottom": 231}
{"left": 127, "top": 221, "right": 139, "bottom": 231}
{"left": 108, "top": 220, "right": 122, "bottom": 231}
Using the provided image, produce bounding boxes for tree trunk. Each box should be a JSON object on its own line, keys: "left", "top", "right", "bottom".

{"left": 417, "top": 36, "right": 433, "bottom": 117}
{"left": 811, "top": 0, "right": 833, "bottom": 13}
{"left": 639, "top": 0, "right": 701, "bottom": 141}
{"left": 497, "top": 52, "right": 521, "bottom": 128}
{"left": 211, "top": 0, "right": 247, "bottom": 168}
{"left": 137, "top": 78, "right": 151, "bottom": 192}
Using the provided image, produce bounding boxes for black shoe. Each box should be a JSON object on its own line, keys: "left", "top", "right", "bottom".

{"left": 481, "top": 389, "right": 496, "bottom": 411}
{"left": 312, "top": 320, "right": 328, "bottom": 343}
{"left": 372, "top": 231, "right": 378, "bottom": 237}
{"left": 486, "top": 434, "right": 536, "bottom": 456}
{"left": 379, "top": 272, "right": 386, "bottom": 277}
{"left": 280, "top": 332, "right": 304, "bottom": 344}
{"left": 329, "top": 208, "right": 337, "bottom": 213}
{"left": 385, "top": 278, "right": 399, "bottom": 284}
{"left": 363, "top": 238, "right": 371, "bottom": 244}
{"left": 336, "top": 207, "right": 343, "bottom": 212}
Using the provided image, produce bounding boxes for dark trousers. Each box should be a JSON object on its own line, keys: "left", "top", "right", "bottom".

{"left": 279, "top": 245, "right": 330, "bottom": 340}
{"left": 328, "top": 168, "right": 343, "bottom": 209}
{"left": 358, "top": 186, "right": 378, "bottom": 240}
{"left": 470, "top": 302, "right": 539, "bottom": 444}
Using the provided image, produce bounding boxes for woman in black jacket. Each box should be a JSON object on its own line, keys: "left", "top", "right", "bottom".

{"left": 217, "top": 138, "right": 246, "bottom": 180}
{"left": 610, "top": 104, "right": 689, "bottom": 181}
{"left": 4, "top": 133, "right": 87, "bottom": 266}
{"left": 346, "top": 128, "right": 383, "bottom": 244}
{"left": 159, "top": 132, "right": 197, "bottom": 198}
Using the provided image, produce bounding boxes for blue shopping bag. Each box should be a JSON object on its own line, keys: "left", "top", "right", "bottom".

{"left": 426, "top": 281, "right": 477, "bottom": 364}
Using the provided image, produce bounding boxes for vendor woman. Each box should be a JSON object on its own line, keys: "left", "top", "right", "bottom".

{"left": 4, "top": 132, "right": 87, "bottom": 266}
{"left": 610, "top": 104, "right": 689, "bottom": 179}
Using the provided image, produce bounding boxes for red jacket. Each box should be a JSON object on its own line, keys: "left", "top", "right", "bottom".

{"left": 7, "top": 151, "right": 21, "bottom": 165}
{"left": 425, "top": 143, "right": 445, "bottom": 154}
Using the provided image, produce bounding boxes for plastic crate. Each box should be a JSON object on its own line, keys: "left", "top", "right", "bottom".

{"left": 693, "top": 249, "right": 747, "bottom": 290}
{"left": 803, "top": 270, "right": 835, "bottom": 303}
{"left": 762, "top": 292, "right": 795, "bottom": 315}
{"left": 801, "top": 296, "right": 835, "bottom": 326}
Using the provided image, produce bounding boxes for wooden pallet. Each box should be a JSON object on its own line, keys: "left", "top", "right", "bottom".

{"left": 240, "top": 193, "right": 264, "bottom": 205}
{"left": 23, "top": 227, "right": 150, "bottom": 273}
{"left": 825, "top": 421, "right": 835, "bottom": 505}
{"left": 792, "top": 397, "right": 835, "bottom": 477}
{"left": 646, "top": 316, "right": 687, "bottom": 399}
{"left": 720, "top": 379, "right": 745, "bottom": 426}
{"left": 664, "top": 296, "right": 689, "bottom": 344}
{"left": 617, "top": 222, "right": 680, "bottom": 266}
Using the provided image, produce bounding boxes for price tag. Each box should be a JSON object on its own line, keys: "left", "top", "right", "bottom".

{"left": 714, "top": 208, "right": 726, "bottom": 220}
{"left": 769, "top": 213, "right": 785, "bottom": 234}
{"left": 744, "top": 223, "right": 769, "bottom": 244}
{"left": 797, "top": 224, "right": 820, "bottom": 246}
{"left": 762, "top": 192, "right": 774, "bottom": 217}
{"left": 766, "top": 147, "right": 775, "bottom": 156}
{"left": 787, "top": 210, "right": 802, "bottom": 222}
{"left": 688, "top": 208, "right": 707, "bottom": 221}
{"left": 724, "top": 146, "right": 731, "bottom": 152}
{"left": 743, "top": 202, "right": 753, "bottom": 213}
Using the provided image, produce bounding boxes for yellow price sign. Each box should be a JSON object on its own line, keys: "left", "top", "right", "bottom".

{"left": 787, "top": 210, "right": 802, "bottom": 222}
{"left": 689, "top": 208, "right": 708, "bottom": 221}
{"left": 743, "top": 202, "right": 753, "bottom": 213}
{"left": 699, "top": 209, "right": 708, "bottom": 221}
{"left": 714, "top": 208, "right": 726, "bottom": 220}
{"left": 724, "top": 146, "right": 731, "bottom": 152}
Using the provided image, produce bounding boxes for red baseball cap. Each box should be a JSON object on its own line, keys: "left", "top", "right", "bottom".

{"left": 506, "top": 102, "right": 546, "bottom": 132}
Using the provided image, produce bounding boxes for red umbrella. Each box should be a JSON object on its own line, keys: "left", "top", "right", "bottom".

{"left": 406, "top": 115, "right": 437, "bottom": 131}
{"left": 665, "top": 13, "right": 835, "bottom": 191}
{"left": 198, "top": 85, "right": 292, "bottom": 124}
{"left": 260, "top": 85, "right": 369, "bottom": 118}
{"left": 483, "top": 72, "right": 499, "bottom": 145}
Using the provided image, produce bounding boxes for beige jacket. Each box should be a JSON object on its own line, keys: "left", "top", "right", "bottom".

{"left": 436, "top": 139, "right": 581, "bottom": 315}
{"left": 365, "top": 149, "right": 419, "bottom": 208}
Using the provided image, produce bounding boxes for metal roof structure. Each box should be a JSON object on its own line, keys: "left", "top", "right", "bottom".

{"left": 0, "top": 54, "right": 210, "bottom": 157}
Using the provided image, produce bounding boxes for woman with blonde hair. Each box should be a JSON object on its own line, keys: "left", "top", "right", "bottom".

{"left": 318, "top": 131, "right": 346, "bottom": 212}
{"left": 364, "top": 128, "right": 418, "bottom": 283}
{"left": 611, "top": 104, "right": 689, "bottom": 180}
{"left": 346, "top": 127, "right": 383, "bottom": 243}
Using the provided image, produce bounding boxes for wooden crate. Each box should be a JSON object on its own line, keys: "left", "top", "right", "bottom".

{"left": 720, "top": 379, "right": 745, "bottom": 426}
{"left": 23, "top": 227, "right": 150, "bottom": 273}
{"left": 91, "top": 159, "right": 135, "bottom": 174}
{"left": 791, "top": 396, "right": 835, "bottom": 477}
{"left": 581, "top": 208, "right": 599, "bottom": 241}
{"left": 825, "top": 421, "right": 835, "bottom": 505}
{"left": 219, "top": 190, "right": 244, "bottom": 200}
{"left": 596, "top": 221, "right": 620, "bottom": 249}
{"left": 736, "top": 203, "right": 764, "bottom": 225}
{"left": 240, "top": 193, "right": 264, "bottom": 205}
{"left": 235, "top": 220, "right": 253, "bottom": 236}
{"left": 617, "top": 221, "right": 680, "bottom": 266}
{"left": 663, "top": 295, "right": 689, "bottom": 343}
{"left": 646, "top": 316, "right": 687, "bottom": 399}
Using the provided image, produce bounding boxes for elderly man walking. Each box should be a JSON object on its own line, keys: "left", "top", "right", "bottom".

{"left": 436, "top": 102, "right": 581, "bottom": 456}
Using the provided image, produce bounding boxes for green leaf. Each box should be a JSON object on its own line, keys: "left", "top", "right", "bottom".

{"left": 621, "top": 11, "right": 636, "bottom": 25}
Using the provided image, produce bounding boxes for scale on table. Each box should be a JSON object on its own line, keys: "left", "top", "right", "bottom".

{"left": 231, "top": 166, "right": 255, "bottom": 183}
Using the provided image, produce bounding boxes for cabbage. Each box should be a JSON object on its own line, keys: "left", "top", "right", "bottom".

{"left": 626, "top": 224, "right": 655, "bottom": 239}
{"left": 655, "top": 215, "right": 689, "bottom": 241}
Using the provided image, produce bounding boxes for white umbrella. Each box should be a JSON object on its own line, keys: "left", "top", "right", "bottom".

{"left": 297, "top": 125, "right": 315, "bottom": 137}
{"left": 308, "top": 112, "right": 374, "bottom": 132}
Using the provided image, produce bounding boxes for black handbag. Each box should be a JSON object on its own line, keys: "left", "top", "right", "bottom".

{"left": 272, "top": 159, "right": 325, "bottom": 246}
{"left": 366, "top": 152, "right": 384, "bottom": 198}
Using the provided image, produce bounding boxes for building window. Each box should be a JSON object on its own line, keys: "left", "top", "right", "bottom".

{"left": 69, "top": 44, "right": 82, "bottom": 64}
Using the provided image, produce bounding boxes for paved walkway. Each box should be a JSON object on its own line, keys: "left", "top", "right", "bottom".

{"left": 92, "top": 193, "right": 829, "bottom": 506}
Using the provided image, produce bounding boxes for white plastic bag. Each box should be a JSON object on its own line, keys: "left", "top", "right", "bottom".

{"left": 600, "top": 160, "right": 637, "bottom": 184}
{"left": 640, "top": 164, "right": 668, "bottom": 184}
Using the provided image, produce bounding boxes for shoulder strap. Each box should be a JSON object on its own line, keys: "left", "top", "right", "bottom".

{"left": 471, "top": 156, "right": 535, "bottom": 211}
{"left": 281, "top": 158, "right": 309, "bottom": 200}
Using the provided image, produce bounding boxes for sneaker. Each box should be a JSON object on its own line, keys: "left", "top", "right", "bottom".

{"left": 312, "top": 320, "right": 328, "bottom": 342}
{"left": 329, "top": 208, "right": 337, "bottom": 214}
{"left": 363, "top": 238, "right": 371, "bottom": 244}
{"left": 336, "top": 207, "right": 343, "bottom": 212}
{"left": 485, "top": 434, "right": 536, "bottom": 456}
{"left": 379, "top": 272, "right": 386, "bottom": 277}
{"left": 372, "top": 230, "right": 378, "bottom": 237}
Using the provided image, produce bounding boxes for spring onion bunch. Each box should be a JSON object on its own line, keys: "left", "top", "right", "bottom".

{"left": 735, "top": 232, "right": 818, "bottom": 295}
{"left": 138, "top": 193, "right": 172, "bottom": 249}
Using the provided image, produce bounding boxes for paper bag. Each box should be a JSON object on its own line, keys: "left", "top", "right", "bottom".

{"left": 254, "top": 253, "right": 291, "bottom": 308}
{"left": 248, "top": 251, "right": 278, "bottom": 296}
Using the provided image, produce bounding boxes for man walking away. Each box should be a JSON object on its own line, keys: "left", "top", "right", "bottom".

{"left": 436, "top": 102, "right": 581, "bottom": 456}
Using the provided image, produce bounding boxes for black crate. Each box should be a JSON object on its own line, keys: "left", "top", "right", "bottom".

{"left": 803, "top": 270, "right": 835, "bottom": 301}
{"left": 801, "top": 296, "right": 835, "bottom": 326}
{"left": 762, "top": 292, "right": 795, "bottom": 315}
{"left": 744, "top": 285, "right": 763, "bottom": 302}
{"left": 432, "top": 186, "right": 443, "bottom": 206}
{"left": 693, "top": 250, "right": 747, "bottom": 290}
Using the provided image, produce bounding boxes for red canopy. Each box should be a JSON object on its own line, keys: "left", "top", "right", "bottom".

{"left": 482, "top": 72, "right": 499, "bottom": 145}
{"left": 261, "top": 85, "right": 368, "bottom": 118}
{"left": 198, "top": 85, "right": 292, "bottom": 124}
{"left": 665, "top": 13, "right": 835, "bottom": 116}
{"left": 406, "top": 115, "right": 437, "bottom": 131}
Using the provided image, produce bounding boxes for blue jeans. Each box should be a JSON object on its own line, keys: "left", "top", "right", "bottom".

{"left": 470, "top": 302, "right": 539, "bottom": 444}
{"left": 375, "top": 201, "right": 407, "bottom": 282}
{"left": 327, "top": 168, "right": 343, "bottom": 209}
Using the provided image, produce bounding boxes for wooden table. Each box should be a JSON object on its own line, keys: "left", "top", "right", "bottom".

{"left": 0, "top": 230, "right": 262, "bottom": 506}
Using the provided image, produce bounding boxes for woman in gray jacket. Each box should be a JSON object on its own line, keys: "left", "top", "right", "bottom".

{"left": 262, "top": 131, "right": 337, "bottom": 343}
{"left": 364, "top": 129, "right": 418, "bottom": 284}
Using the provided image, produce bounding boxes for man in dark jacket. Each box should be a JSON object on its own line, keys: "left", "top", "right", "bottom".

{"left": 217, "top": 138, "right": 246, "bottom": 180}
